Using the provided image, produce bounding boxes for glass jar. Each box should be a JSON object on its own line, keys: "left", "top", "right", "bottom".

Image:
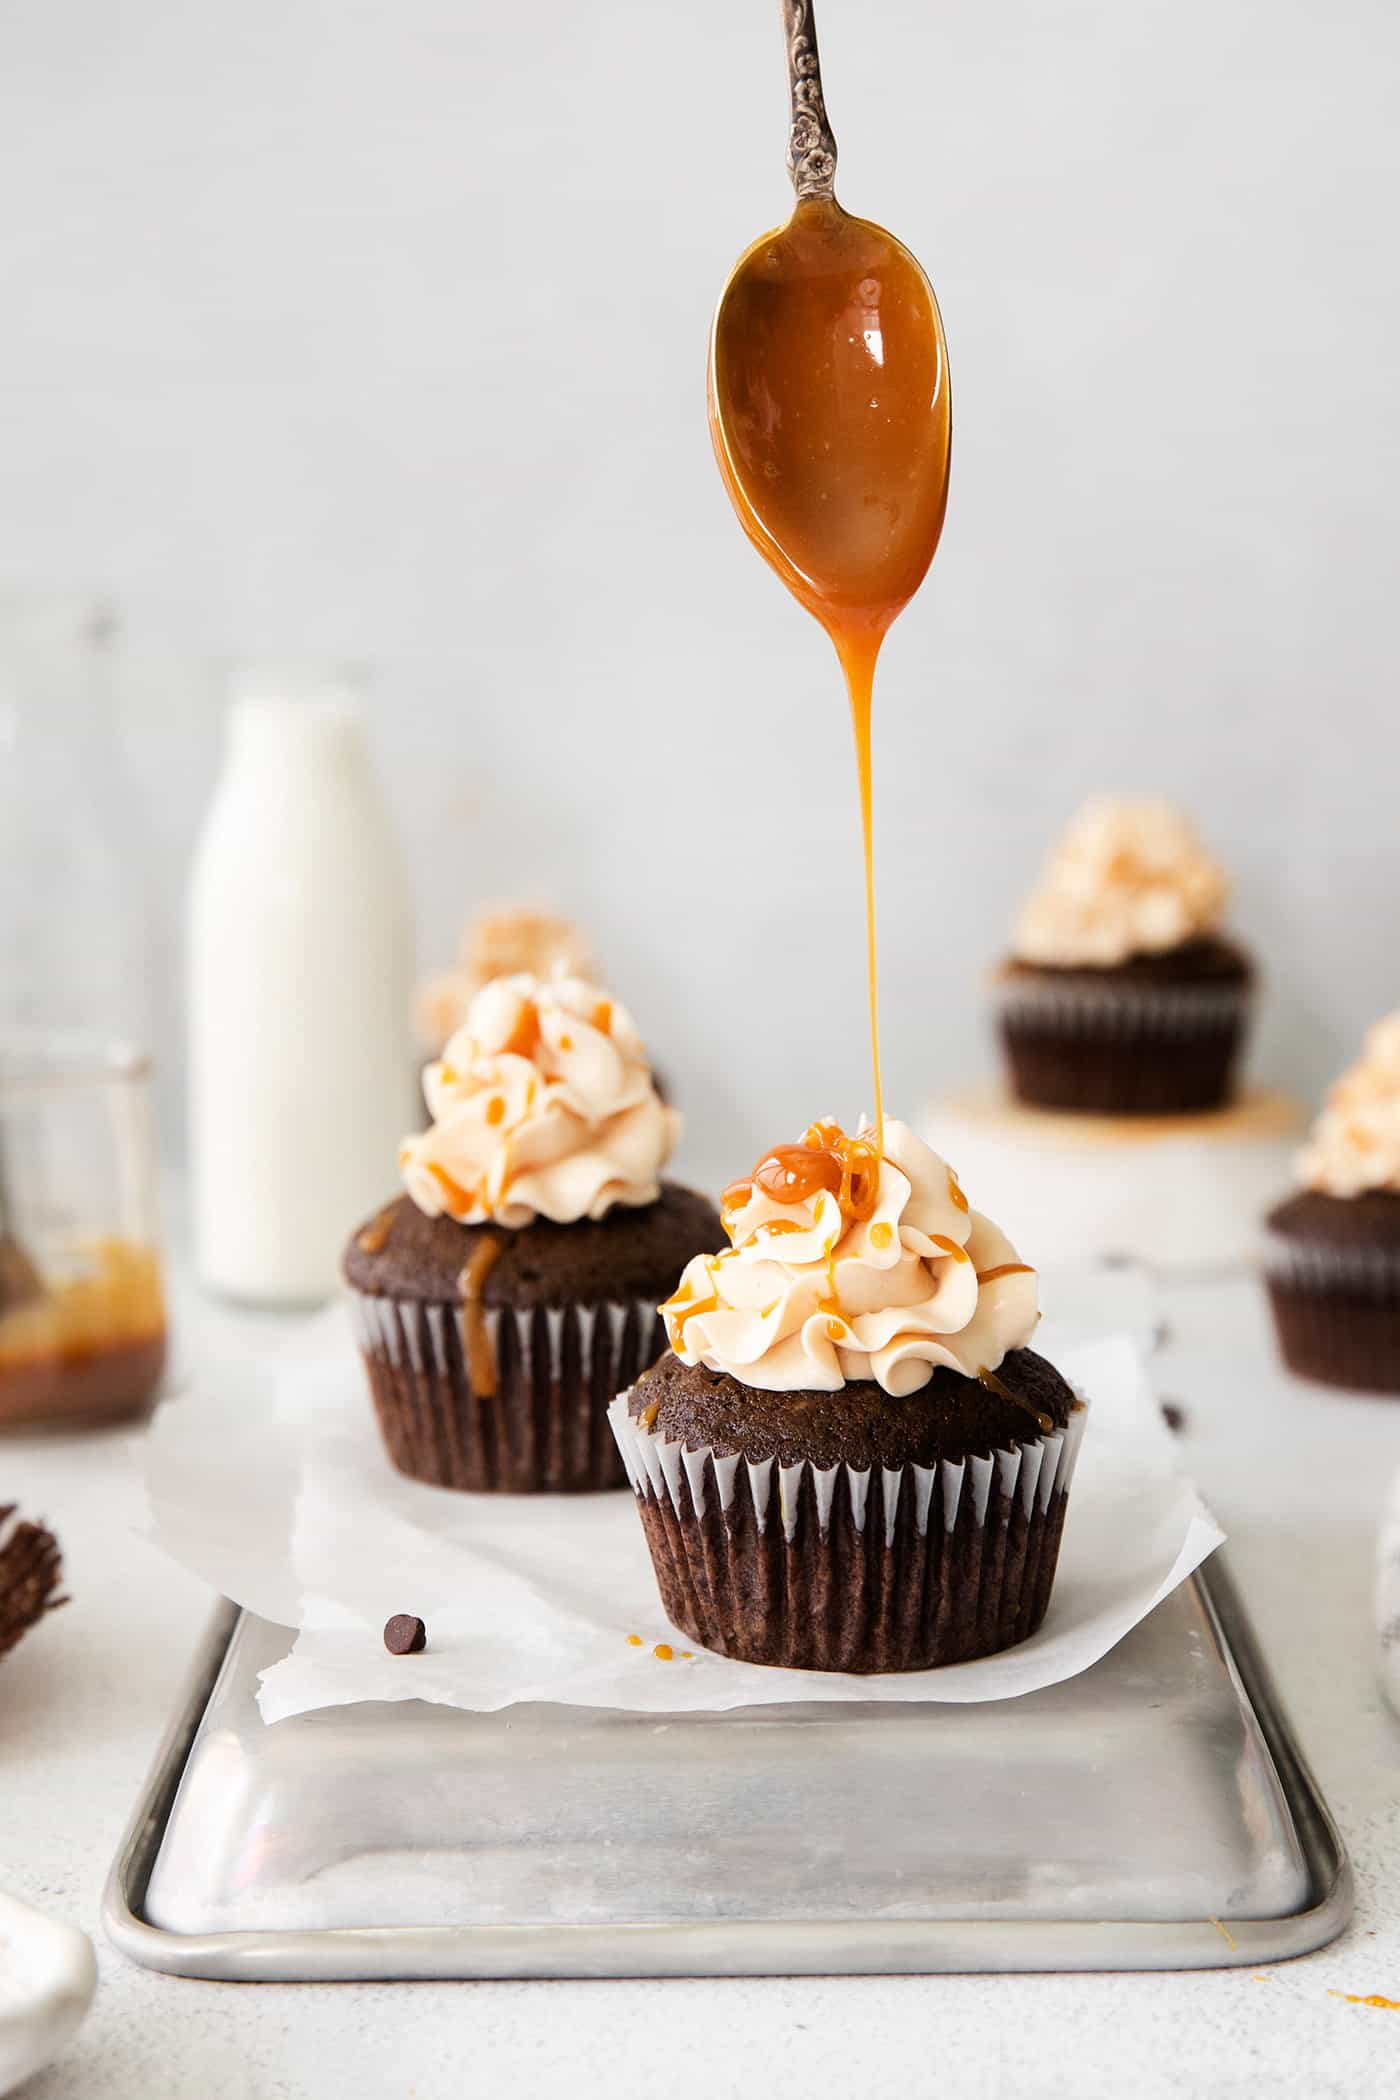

{"left": 0, "top": 1033, "right": 166, "bottom": 1427}
{"left": 0, "top": 593, "right": 145, "bottom": 1041}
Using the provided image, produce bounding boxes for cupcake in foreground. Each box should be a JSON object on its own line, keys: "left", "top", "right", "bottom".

{"left": 609, "top": 1118, "right": 1086, "bottom": 1672}
{"left": 1264, "top": 1015, "right": 1400, "bottom": 1393}
{"left": 997, "top": 797, "right": 1253, "bottom": 1115}
{"left": 344, "top": 971, "right": 723, "bottom": 1491}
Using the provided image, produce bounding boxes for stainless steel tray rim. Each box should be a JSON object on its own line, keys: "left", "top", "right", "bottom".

{"left": 102, "top": 1560, "right": 1353, "bottom": 1982}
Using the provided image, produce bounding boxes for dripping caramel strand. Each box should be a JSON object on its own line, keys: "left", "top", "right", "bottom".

{"left": 458, "top": 1233, "right": 505, "bottom": 1397}
{"left": 356, "top": 1206, "right": 397, "bottom": 1256}
{"left": 977, "top": 1364, "right": 1054, "bottom": 1437}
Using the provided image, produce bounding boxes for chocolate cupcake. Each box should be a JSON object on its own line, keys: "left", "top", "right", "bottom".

{"left": 996, "top": 798, "right": 1253, "bottom": 1115}
{"left": 610, "top": 1118, "right": 1086, "bottom": 1672}
{"left": 1264, "top": 1015, "right": 1400, "bottom": 1393}
{"left": 345, "top": 972, "right": 723, "bottom": 1491}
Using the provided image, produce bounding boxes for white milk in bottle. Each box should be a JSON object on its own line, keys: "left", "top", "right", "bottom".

{"left": 188, "top": 674, "right": 415, "bottom": 1302}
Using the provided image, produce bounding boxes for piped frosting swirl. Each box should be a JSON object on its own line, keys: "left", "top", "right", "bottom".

{"left": 417, "top": 906, "right": 595, "bottom": 1053}
{"left": 1014, "top": 796, "right": 1230, "bottom": 968}
{"left": 661, "top": 1118, "right": 1039, "bottom": 1396}
{"left": 1297, "top": 1013, "right": 1400, "bottom": 1198}
{"left": 399, "top": 971, "right": 678, "bottom": 1228}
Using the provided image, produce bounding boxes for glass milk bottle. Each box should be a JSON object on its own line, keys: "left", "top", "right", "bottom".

{"left": 187, "top": 674, "right": 416, "bottom": 1303}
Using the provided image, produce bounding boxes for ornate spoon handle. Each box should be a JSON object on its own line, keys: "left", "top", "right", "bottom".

{"left": 782, "top": 0, "right": 838, "bottom": 201}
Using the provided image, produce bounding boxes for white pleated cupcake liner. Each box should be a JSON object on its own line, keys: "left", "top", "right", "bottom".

{"left": 609, "top": 1389, "right": 1088, "bottom": 1543}
{"left": 608, "top": 1387, "right": 1088, "bottom": 1669}
{"left": 349, "top": 1287, "right": 665, "bottom": 1492}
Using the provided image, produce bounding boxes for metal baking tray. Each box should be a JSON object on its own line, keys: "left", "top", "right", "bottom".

{"left": 103, "top": 1558, "right": 1350, "bottom": 1980}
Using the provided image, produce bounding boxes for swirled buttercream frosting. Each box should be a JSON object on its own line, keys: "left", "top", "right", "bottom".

{"left": 1297, "top": 1013, "right": 1400, "bottom": 1198}
{"left": 399, "top": 972, "right": 678, "bottom": 1228}
{"left": 660, "top": 1117, "right": 1039, "bottom": 1396}
{"left": 417, "top": 905, "right": 595, "bottom": 1052}
{"left": 1014, "top": 796, "right": 1230, "bottom": 968}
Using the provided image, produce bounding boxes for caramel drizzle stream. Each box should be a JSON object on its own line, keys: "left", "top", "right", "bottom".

{"left": 839, "top": 630, "right": 885, "bottom": 1154}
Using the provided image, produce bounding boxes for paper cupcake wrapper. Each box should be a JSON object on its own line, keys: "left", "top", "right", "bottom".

{"left": 997, "top": 975, "right": 1251, "bottom": 1115}
{"left": 349, "top": 1288, "right": 665, "bottom": 1492}
{"left": 609, "top": 1391, "right": 1088, "bottom": 1672}
{"left": 1262, "top": 1232, "right": 1400, "bottom": 1294}
{"left": 1263, "top": 1236, "right": 1400, "bottom": 1394}
{"left": 996, "top": 975, "right": 1250, "bottom": 1037}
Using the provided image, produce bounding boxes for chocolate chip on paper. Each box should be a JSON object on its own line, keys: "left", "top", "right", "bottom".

{"left": 383, "top": 1614, "right": 427, "bottom": 1655}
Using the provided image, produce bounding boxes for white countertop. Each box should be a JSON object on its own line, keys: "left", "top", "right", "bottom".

{"left": 5, "top": 1266, "right": 1400, "bottom": 2098}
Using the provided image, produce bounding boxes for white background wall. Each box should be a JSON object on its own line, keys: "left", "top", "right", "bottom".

{"left": 0, "top": 0, "right": 1395, "bottom": 1178}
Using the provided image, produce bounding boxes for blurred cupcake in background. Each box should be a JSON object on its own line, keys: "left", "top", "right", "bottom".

{"left": 1265, "top": 1015, "right": 1400, "bottom": 1393}
{"left": 345, "top": 970, "right": 722, "bottom": 1492}
{"left": 417, "top": 905, "right": 596, "bottom": 1056}
{"left": 997, "top": 798, "right": 1253, "bottom": 1115}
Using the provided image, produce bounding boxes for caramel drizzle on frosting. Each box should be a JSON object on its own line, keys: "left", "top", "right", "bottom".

{"left": 722, "top": 1120, "right": 879, "bottom": 1238}
{"left": 429, "top": 1161, "right": 478, "bottom": 1218}
{"left": 659, "top": 1255, "right": 722, "bottom": 1345}
{"left": 499, "top": 997, "right": 541, "bottom": 1060}
{"left": 666, "top": 1118, "right": 1040, "bottom": 1400}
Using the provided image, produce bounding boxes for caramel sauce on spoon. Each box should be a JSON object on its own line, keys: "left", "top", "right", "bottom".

{"left": 709, "top": 4, "right": 951, "bottom": 1149}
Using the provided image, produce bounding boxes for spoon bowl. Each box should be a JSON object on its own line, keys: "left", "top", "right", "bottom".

{"left": 708, "top": 0, "right": 951, "bottom": 647}
{"left": 710, "top": 198, "right": 950, "bottom": 642}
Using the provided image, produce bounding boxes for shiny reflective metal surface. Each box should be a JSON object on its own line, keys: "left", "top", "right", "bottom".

{"left": 104, "top": 1559, "right": 1350, "bottom": 1979}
